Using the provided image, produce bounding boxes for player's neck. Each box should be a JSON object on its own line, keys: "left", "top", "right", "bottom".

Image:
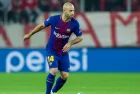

{"left": 62, "top": 14, "right": 70, "bottom": 22}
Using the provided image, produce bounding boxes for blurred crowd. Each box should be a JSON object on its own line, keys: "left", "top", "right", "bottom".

{"left": 85, "top": 0, "right": 126, "bottom": 11}
{"left": 86, "top": 0, "right": 140, "bottom": 11}
{"left": 0, "top": 0, "right": 140, "bottom": 24}
{"left": 0, "top": 0, "right": 80, "bottom": 24}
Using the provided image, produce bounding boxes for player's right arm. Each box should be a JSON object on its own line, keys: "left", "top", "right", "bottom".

{"left": 24, "top": 16, "right": 53, "bottom": 41}
{"left": 24, "top": 23, "right": 45, "bottom": 41}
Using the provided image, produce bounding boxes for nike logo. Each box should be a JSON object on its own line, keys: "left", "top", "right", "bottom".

{"left": 55, "top": 27, "right": 60, "bottom": 29}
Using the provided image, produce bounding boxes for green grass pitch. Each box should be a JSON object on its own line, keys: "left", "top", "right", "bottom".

{"left": 0, "top": 73, "right": 140, "bottom": 94}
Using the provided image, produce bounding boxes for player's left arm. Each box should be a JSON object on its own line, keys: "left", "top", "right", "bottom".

{"left": 69, "top": 36, "right": 83, "bottom": 45}
{"left": 63, "top": 21, "right": 83, "bottom": 52}
{"left": 63, "top": 36, "right": 83, "bottom": 52}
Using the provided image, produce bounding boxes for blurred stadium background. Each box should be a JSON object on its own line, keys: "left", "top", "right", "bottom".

{"left": 0, "top": 0, "right": 140, "bottom": 94}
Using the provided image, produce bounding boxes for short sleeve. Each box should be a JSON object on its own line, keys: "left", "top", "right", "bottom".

{"left": 44, "top": 16, "right": 53, "bottom": 27}
{"left": 73, "top": 21, "right": 82, "bottom": 36}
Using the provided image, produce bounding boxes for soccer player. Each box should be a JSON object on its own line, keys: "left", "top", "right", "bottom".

{"left": 24, "top": 2, "right": 83, "bottom": 94}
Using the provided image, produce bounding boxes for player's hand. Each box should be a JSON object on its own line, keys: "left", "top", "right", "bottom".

{"left": 63, "top": 42, "right": 72, "bottom": 52}
{"left": 24, "top": 34, "right": 31, "bottom": 41}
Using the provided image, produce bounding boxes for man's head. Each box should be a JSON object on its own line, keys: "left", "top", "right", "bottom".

{"left": 63, "top": 2, "right": 75, "bottom": 19}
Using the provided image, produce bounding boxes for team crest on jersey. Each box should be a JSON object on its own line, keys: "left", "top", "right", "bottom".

{"left": 66, "top": 29, "right": 71, "bottom": 33}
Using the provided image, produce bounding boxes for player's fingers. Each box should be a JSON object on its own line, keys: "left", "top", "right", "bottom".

{"left": 63, "top": 45, "right": 68, "bottom": 51}
{"left": 24, "top": 35, "right": 30, "bottom": 41}
{"left": 24, "top": 37, "right": 28, "bottom": 41}
{"left": 65, "top": 48, "right": 69, "bottom": 52}
{"left": 66, "top": 47, "right": 70, "bottom": 52}
{"left": 63, "top": 45, "right": 66, "bottom": 49}
{"left": 62, "top": 46, "right": 66, "bottom": 51}
{"left": 63, "top": 47, "right": 67, "bottom": 52}
{"left": 63, "top": 46, "right": 70, "bottom": 52}
{"left": 63, "top": 46, "right": 67, "bottom": 52}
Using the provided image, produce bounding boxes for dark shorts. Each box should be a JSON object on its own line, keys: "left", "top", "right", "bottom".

{"left": 46, "top": 49, "right": 70, "bottom": 72}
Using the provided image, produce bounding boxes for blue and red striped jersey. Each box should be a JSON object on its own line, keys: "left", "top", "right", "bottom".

{"left": 44, "top": 15, "right": 82, "bottom": 54}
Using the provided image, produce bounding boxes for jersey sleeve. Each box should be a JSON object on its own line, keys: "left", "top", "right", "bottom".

{"left": 44, "top": 16, "right": 53, "bottom": 27}
{"left": 73, "top": 21, "right": 82, "bottom": 36}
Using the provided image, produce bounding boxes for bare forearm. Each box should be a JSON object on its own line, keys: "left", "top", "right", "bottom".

{"left": 69, "top": 36, "right": 83, "bottom": 45}
{"left": 29, "top": 23, "right": 45, "bottom": 36}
